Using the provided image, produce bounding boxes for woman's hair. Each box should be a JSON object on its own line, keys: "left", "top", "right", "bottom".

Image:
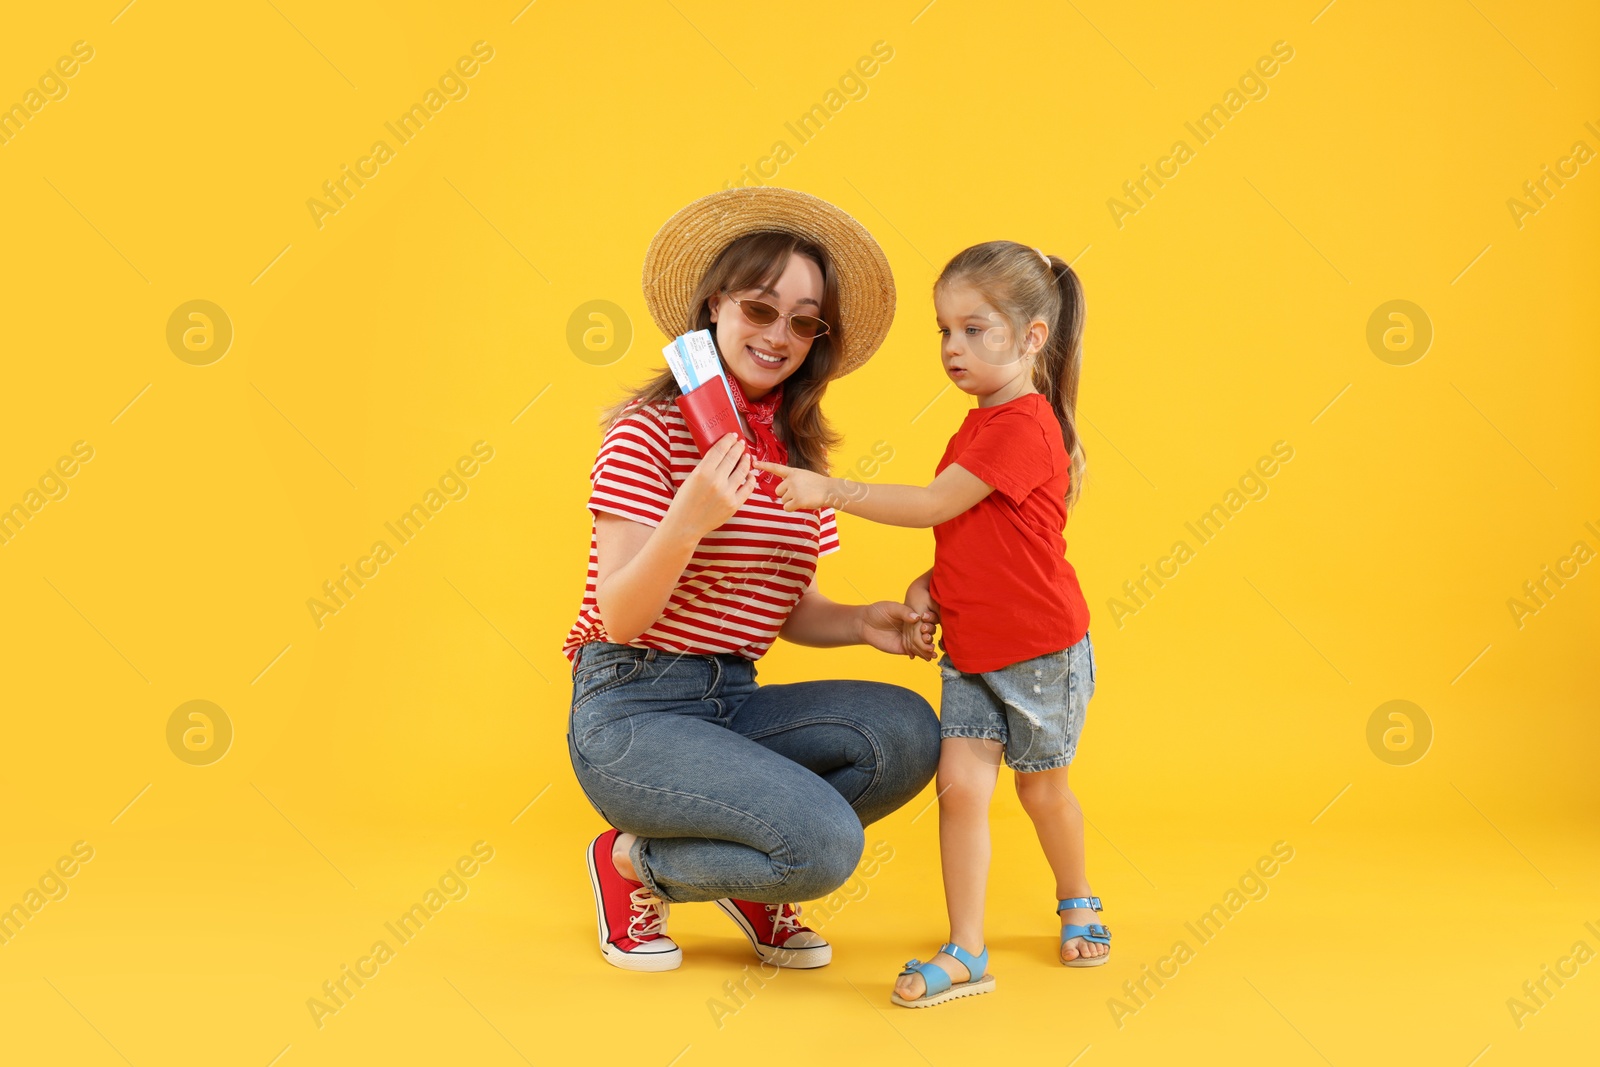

{"left": 936, "top": 241, "right": 1088, "bottom": 511}
{"left": 602, "top": 231, "right": 843, "bottom": 473}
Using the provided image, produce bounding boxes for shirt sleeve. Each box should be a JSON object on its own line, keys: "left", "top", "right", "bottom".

{"left": 818, "top": 506, "right": 841, "bottom": 556}
{"left": 950, "top": 408, "right": 1055, "bottom": 505}
{"left": 588, "top": 405, "right": 675, "bottom": 527}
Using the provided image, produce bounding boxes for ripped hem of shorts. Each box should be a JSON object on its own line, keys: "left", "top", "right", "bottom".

{"left": 1009, "top": 752, "right": 1076, "bottom": 774}
{"left": 940, "top": 726, "right": 1006, "bottom": 743}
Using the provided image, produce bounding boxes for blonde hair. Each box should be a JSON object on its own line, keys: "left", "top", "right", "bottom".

{"left": 936, "top": 241, "right": 1088, "bottom": 511}
{"left": 602, "top": 231, "right": 843, "bottom": 473}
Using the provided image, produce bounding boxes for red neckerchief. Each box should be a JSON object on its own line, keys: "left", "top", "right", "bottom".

{"left": 728, "top": 378, "right": 787, "bottom": 496}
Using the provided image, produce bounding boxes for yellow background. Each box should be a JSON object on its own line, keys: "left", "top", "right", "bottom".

{"left": 2, "top": 1, "right": 1596, "bottom": 1064}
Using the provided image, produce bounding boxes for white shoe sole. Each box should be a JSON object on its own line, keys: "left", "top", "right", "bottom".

{"left": 1062, "top": 953, "right": 1110, "bottom": 968}
{"left": 713, "top": 899, "right": 832, "bottom": 968}
{"left": 891, "top": 974, "right": 996, "bottom": 1008}
{"left": 587, "top": 840, "right": 682, "bottom": 972}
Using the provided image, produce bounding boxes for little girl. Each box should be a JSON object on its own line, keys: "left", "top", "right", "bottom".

{"left": 756, "top": 240, "right": 1103, "bottom": 1008}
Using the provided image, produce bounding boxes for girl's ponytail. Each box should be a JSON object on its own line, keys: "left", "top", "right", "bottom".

{"left": 1039, "top": 256, "right": 1086, "bottom": 512}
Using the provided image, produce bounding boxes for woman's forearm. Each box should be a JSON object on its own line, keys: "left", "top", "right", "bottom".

{"left": 594, "top": 516, "right": 701, "bottom": 644}
{"left": 779, "top": 589, "right": 866, "bottom": 647}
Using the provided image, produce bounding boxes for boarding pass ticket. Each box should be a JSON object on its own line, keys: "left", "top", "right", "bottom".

{"left": 663, "top": 330, "right": 748, "bottom": 435}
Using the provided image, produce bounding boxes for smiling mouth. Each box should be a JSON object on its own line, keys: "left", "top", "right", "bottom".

{"left": 747, "top": 345, "right": 786, "bottom": 368}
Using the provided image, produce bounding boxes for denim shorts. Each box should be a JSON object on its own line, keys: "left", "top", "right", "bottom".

{"left": 937, "top": 630, "right": 1096, "bottom": 773}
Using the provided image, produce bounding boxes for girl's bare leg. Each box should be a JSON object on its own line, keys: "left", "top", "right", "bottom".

{"left": 1015, "top": 765, "right": 1106, "bottom": 962}
{"left": 894, "top": 737, "right": 1003, "bottom": 1000}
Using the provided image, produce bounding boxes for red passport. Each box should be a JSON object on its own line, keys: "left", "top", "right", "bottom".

{"left": 675, "top": 378, "right": 752, "bottom": 455}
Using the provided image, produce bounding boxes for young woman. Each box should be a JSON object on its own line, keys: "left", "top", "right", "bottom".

{"left": 564, "top": 187, "right": 942, "bottom": 971}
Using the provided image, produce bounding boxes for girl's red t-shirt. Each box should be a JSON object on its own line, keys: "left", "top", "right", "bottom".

{"left": 929, "top": 391, "right": 1090, "bottom": 674}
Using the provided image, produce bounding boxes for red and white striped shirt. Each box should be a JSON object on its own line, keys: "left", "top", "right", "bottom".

{"left": 563, "top": 399, "right": 839, "bottom": 666}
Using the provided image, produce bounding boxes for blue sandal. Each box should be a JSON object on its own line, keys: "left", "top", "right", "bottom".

{"left": 890, "top": 941, "right": 995, "bottom": 1008}
{"left": 1058, "top": 896, "right": 1111, "bottom": 967}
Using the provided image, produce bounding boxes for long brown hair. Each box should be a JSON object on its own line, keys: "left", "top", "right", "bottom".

{"left": 936, "top": 241, "right": 1088, "bottom": 511}
{"left": 603, "top": 232, "right": 843, "bottom": 473}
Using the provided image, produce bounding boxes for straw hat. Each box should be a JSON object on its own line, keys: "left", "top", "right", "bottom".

{"left": 641, "top": 187, "right": 896, "bottom": 377}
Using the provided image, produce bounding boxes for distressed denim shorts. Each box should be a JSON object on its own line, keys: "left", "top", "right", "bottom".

{"left": 937, "top": 630, "right": 1096, "bottom": 773}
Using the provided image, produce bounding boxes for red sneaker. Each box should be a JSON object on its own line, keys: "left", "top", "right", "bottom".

{"left": 586, "top": 829, "right": 681, "bottom": 971}
{"left": 714, "top": 898, "right": 832, "bottom": 968}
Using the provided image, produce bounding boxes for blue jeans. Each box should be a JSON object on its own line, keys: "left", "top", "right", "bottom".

{"left": 567, "top": 642, "right": 941, "bottom": 905}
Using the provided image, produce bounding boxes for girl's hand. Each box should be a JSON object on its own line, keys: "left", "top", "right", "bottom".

{"left": 752, "top": 461, "right": 854, "bottom": 512}
{"left": 903, "top": 571, "right": 940, "bottom": 660}
{"left": 858, "top": 601, "right": 935, "bottom": 660}
{"left": 900, "top": 609, "right": 938, "bottom": 660}
{"left": 662, "top": 434, "right": 757, "bottom": 539}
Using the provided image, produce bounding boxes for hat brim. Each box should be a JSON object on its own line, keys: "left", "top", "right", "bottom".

{"left": 641, "top": 187, "right": 896, "bottom": 378}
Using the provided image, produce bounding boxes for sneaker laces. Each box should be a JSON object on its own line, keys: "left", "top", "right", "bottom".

{"left": 768, "top": 902, "right": 804, "bottom": 937}
{"left": 627, "top": 886, "right": 667, "bottom": 940}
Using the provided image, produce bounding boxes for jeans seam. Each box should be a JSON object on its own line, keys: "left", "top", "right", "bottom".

{"left": 736, "top": 714, "right": 886, "bottom": 814}
{"left": 571, "top": 656, "right": 647, "bottom": 713}
{"left": 1086, "top": 630, "right": 1097, "bottom": 693}
{"left": 566, "top": 733, "right": 618, "bottom": 826}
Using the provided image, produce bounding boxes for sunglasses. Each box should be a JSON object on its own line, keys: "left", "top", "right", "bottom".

{"left": 721, "top": 292, "right": 831, "bottom": 341}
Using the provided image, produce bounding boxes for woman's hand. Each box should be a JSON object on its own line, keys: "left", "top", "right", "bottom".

{"left": 593, "top": 436, "right": 753, "bottom": 645}
{"left": 752, "top": 461, "right": 855, "bottom": 513}
{"left": 662, "top": 434, "right": 758, "bottom": 540}
{"left": 857, "top": 600, "right": 937, "bottom": 660}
